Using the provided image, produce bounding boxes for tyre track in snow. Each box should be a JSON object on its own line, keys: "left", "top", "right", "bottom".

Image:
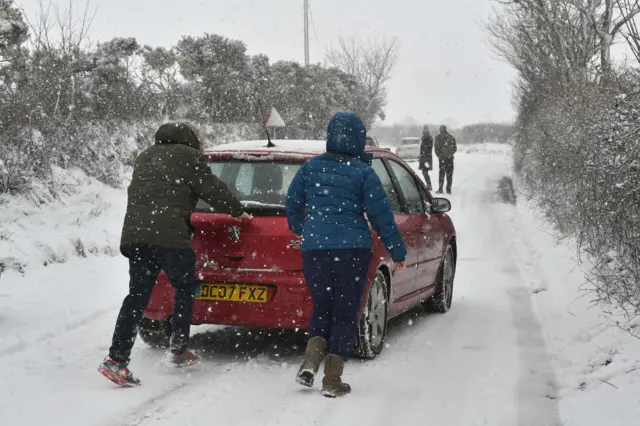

{"left": 484, "top": 180, "right": 562, "bottom": 426}
{"left": 0, "top": 256, "right": 201, "bottom": 426}
{"left": 0, "top": 306, "right": 117, "bottom": 358}
{"left": 451, "top": 154, "right": 561, "bottom": 425}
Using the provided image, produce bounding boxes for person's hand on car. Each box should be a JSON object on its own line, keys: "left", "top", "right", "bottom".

{"left": 394, "top": 261, "right": 407, "bottom": 275}
{"left": 239, "top": 212, "right": 253, "bottom": 222}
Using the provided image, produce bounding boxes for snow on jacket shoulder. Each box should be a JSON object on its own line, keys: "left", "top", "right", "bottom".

{"left": 285, "top": 112, "right": 407, "bottom": 262}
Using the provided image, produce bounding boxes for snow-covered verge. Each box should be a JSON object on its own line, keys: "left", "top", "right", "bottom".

{"left": 0, "top": 167, "right": 126, "bottom": 277}
{"left": 0, "top": 122, "right": 258, "bottom": 277}
{"left": 457, "top": 142, "right": 512, "bottom": 155}
{"left": 496, "top": 177, "right": 640, "bottom": 425}
{"left": 378, "top": 141, "right": 512, "bottom": 157}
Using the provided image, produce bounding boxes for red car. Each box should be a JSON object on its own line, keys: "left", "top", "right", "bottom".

{"left": 138, "top": 140, "right": 457, "bottom": 359}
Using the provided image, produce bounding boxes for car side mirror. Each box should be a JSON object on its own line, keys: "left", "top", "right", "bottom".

{"left": 431, "top": 197, "right": 451, "bottom": 214}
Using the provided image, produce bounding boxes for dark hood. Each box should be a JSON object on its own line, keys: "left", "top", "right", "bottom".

{"left": 326, "top": 112, "right": 370, "bottom": 163}
{"left": 155, "top": 122, "right": 201, "bottom": 150}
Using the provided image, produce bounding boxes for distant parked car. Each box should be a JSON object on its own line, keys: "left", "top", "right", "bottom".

{"left": 137, "top": 139, "right": 457, "bottom": 359}
{"left": 396, "top": 137, "right": 421, "bottom": 159}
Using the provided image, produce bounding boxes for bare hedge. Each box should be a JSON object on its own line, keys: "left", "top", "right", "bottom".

{"left": 0, "top": 120, "right": 261, "bottom": 195}
{"left": 516, "top": 74, "right": 640, "bottom": 318}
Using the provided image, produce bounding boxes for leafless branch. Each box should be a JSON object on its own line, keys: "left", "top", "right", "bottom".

{"left": 326, "top": 35, "right": 399, "bottom": 120}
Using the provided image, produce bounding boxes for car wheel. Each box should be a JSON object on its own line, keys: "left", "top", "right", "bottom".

{"left": 354, "top": 270, "right": 389, "bottom": 359}
{"left": 138, "top": 317, "right": 171, "bottom": 348}
{"left": 426, "top": 245, "right": 455, "bottom": 313}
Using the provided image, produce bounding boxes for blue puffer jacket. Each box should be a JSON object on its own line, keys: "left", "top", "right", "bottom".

{"left": 286, "top": 112, "right": 407, "bottom": 262}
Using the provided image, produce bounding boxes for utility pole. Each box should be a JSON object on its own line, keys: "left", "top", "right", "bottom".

{"left": 304, "top": 0, "right": 310, "bottom": 66}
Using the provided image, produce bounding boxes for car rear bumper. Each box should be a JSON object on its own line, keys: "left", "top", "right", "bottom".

{"left": 144, "top": 270, "right": 314, "bottom": 330}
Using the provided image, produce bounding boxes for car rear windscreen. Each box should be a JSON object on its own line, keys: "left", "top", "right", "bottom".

{"left": 196, "top": 161, "right": 301, "bottom": 214}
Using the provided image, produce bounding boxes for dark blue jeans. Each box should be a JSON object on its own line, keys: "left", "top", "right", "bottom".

{"left": 302, "top": 249, "right": 372, "bottom": 360}
{"left": 109, "top": 244, "right": 199, "bottom": 362}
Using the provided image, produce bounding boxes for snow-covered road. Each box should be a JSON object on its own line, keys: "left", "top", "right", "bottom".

{"left": 1, "top": 148, "right": 568, "bottom": 425}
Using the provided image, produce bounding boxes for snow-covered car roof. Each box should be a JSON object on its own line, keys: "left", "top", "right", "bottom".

{"left": 206, "top": 139, "right": 393, "bottom": 162}
{"left": 208, "top": 139, "right": 326, "bottom": 155}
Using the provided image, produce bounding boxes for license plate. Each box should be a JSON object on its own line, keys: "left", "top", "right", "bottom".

{"left": 197, "top": 283, "right": 268, "bottom": 303}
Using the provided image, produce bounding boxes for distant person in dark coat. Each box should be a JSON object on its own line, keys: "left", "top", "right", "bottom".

{"left": 98, "top": 122, "right": 245, "bottom": 387}
{"left": 286, "top": 112, "right": 407, "bottom": 398}
{"left": 419, "top": 124, "right": 434, "bottom": 190}
{"left": 434, "top": 125, "right": 458, "bottom": 194}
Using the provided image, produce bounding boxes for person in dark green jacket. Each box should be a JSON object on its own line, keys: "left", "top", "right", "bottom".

{"left": 434, "top": 125, "right": 458, "bottom": 194}
{"left": 99, "top": 122, "right": 245, "bottom": 387}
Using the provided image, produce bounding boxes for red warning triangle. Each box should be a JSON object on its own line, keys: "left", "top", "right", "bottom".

{"left": 264, "top": 107, "right": 286, "bottom": 128}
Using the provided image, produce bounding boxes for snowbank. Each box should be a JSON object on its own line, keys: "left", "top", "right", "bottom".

{"left": 0, "top": 120, "right": 261, "bottom": 276}
{"left": 0, "top": 167, "right": 126, "bottom": 278}
{"left": 498, "top": 179, "right": 640, "bottom": 425}
{"left": 457, "top": 142, "right": 513, "bottom": 155}
{"left": 380, "top": 142, "right": 513, "bottom": 157}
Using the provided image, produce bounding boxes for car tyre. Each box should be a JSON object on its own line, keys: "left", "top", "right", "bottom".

{"left": 425, "top": 245, "right": 455, "bottom": 313}
{"left": 138, "top": 317, "right": 171, "bottom": 348}
{"left": 354, "top": 270, "right": 389, "bottom": 359}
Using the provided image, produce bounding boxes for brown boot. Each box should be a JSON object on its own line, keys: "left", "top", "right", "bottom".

{"left": 321, "top": 354, "right": 351, "bottom": 398}
{"left": 296, "top": 336, "right": 328, "bottom": 387}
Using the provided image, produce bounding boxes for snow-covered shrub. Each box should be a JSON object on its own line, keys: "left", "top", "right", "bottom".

{"left": 0, "top": 127, "right": 49, "bottom": 194}
{"left": 515, "top": 73, "right": 640, "bottom": 318}
{"left": 0, "top": 120, "right": 263, "bottom": 196}
{"left": 1, "top": 5, "right": 376, "bottom": 197}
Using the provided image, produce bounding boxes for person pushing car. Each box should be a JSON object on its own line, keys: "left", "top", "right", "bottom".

{"left": 98, "top": 122, "right": 246, "bottom": 387}
{"left": 286, "top": 112, "right": 407, "bottom": 397}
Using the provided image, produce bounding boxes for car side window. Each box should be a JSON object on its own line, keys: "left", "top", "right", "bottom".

{"left": 281, "top": 165, "right": 299, "bottom": 194}
{"left": 418, "top": 182, "right": 431, "bottom": 212}
{"left": 371, "top": 159, "right": 402, "bottom": 213}
{"left": 388, "top": 160, "right": 425, "bottom": 214}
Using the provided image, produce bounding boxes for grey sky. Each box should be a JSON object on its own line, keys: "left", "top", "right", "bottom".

{"left": 18, "top": 0, "right": 517, "bottom": 126}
